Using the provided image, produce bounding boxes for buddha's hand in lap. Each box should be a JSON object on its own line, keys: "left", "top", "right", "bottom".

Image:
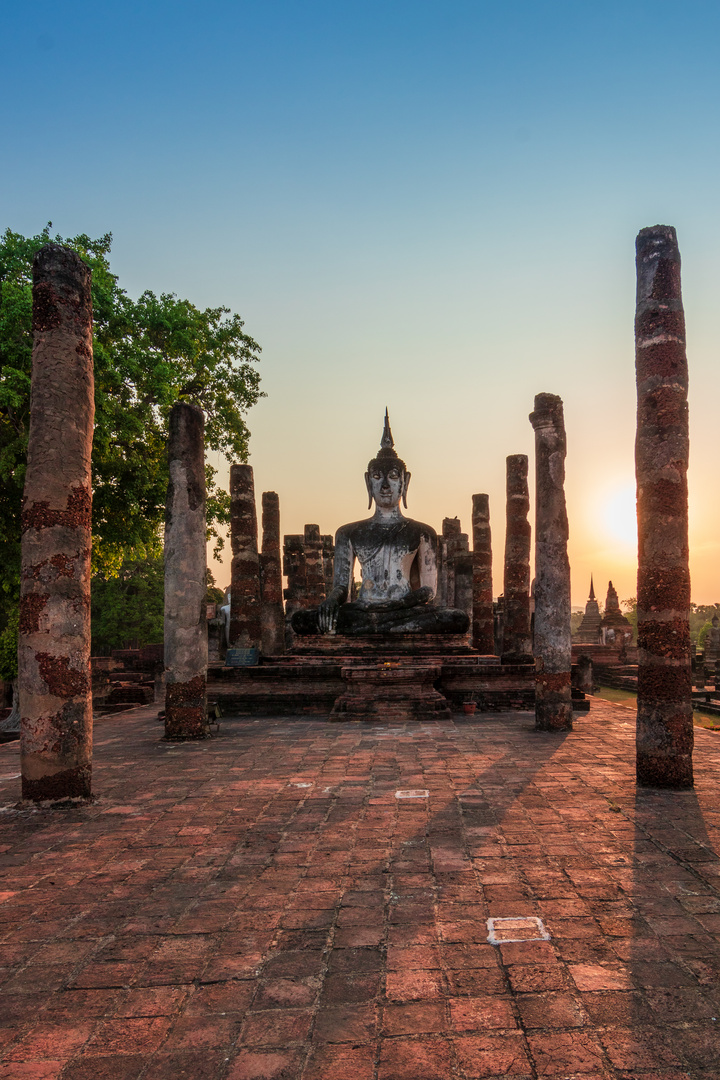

{"left": 364, "top": 586, "right": 434, "bottom": 612}
{"left": 318, "top": 588, "right": 345, "bottom": 633}
{"left": 397, "top": 586, "right": 433, "bottom": 608}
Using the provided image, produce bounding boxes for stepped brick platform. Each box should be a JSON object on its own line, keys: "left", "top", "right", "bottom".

{"left": 207, "top": 635, "right": 539, "bottom": 717}
{"left": 2, "top": 698, "right": 720, "bottom": 1077}
{"left": 205, "top": 648, "right": 537, "bottom": 717}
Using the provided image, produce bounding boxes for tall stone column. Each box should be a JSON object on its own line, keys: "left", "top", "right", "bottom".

{"left": 303, "top": 525, "right": 327, "bottom": 607}
{"left": 164, "top": 403, "right": 208, "bottom": 739}
{"left": 529, "top": 394, "right": 572, "bottom": 731}
{"left": 19, "top": 245, "right": 94, "bottom": 800}
{"left": 635, "top": 225, "right": 693, "bottom": 787}
{"left": 471, "top": 494, "right": 494, "bottom": 653}
{"left": 442, "top": 518, "right": 462, "bottom": 608}
{"left": 229, "top": 464, "right": 261, "bottom": 651}
{"left": 260, "top": 491, "right": 285, "bottom": 656}
{"left": 501, "top": 455, "right": 533, "bottom": 662}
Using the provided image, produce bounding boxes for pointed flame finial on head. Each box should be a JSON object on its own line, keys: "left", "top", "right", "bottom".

{"left": 365, "top": 408, "right": 410, "bottom": 509}
{"left": 381, "top": 407, "right": 394, "bottom": 451}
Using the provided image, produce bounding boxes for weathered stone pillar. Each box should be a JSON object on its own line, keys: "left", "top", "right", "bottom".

{"left": 229, "top": 464, "right": 262, "bottom": 652}
{"left": 260, "top": 491, "right": 285, "bottom": 656}
{"left": 19, "top": 245, "right": 94, "bottom": 800}
{"left": 436, "top": 536, "right": 449, "bottom": 609}
{"left": 635, "top": 225, "right": 693, "bottom": 787}
{"left": 501, "top": 455, "right": 533, "bottom": 663}
{"left": 164, "top": 403, "right": 208, "bottom": 739}
{"left": 529, "top": 394, "right": 572, "bottom": 731}
{"left": 471, "top": 495, "right": 494, "bottom": 653}
{"left": 322, "top": 534, "right": 335, "bottom": 593}
{"left": 303, "top": 525, "right": 327, "bottom": 608}
{"left": 442, "top": 518, "right": 466, "bottom": 609}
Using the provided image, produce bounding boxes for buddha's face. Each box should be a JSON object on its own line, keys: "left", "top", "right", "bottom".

{"left": 365, "top": 463, "right": 410, "bottom": 510}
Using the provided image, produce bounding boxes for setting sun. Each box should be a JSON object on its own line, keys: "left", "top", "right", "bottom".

{"left": 601, "top": 482, "right": 638, "bottom": 550}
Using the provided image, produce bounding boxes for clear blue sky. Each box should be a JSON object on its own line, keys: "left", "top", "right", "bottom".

{"left": 4, "top": 1, "right": 720, "bottom": 603}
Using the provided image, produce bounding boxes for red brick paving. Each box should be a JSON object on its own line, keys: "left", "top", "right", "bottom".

{"left": 1, "top": 698, "right": 720, "bottom": 1076}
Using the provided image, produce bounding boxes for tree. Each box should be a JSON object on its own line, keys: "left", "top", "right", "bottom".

{"left": 0, "top": 224, "right": 262, "bottom": 680}
{"left": 91, "top": 556, "right": 165, "bottom": 654}
{"left": 622, "top": 597, "right": 637, "bottom": 637}
{"left": 90, "top": 561, "right": 226, "bottom": 655}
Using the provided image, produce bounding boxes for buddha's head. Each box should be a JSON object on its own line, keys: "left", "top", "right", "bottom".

{"left": 365, "top": 410, "right": 411, "bottom": 510}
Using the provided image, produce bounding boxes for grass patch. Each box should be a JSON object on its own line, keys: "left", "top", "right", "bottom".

{"left": 593, "top": 684, "right": 720, "bottom": 730}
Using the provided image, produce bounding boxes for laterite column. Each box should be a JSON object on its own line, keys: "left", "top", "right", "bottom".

{"left": 229, "top": 465, "right": 262, "bottom": 651}
{"left": 164, "top": 403, "right": 208, "bottom": 738}
{"left": 635, "top": 225, "right": 693, "bottom": 787}
{"left": 19, "top": 245, "right": 94, "bottom": 800}
{"left": 501, "top": 454, "right": 532, "bottom": 662}
{"left": 260, "top": 491, "right": 285, "bottom": 655}
{"left": 471, "top": 494, "right": 495, "bottom": 653}
{"left": 529, "top": 394, "right": 572, "bottom": 731}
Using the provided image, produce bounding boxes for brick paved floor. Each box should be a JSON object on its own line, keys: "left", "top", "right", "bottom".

{"left": 1, "top": 697, "right": 720, "bottom": 1078}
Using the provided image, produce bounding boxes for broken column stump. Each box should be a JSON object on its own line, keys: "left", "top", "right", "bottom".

{"left": 530, "top": 394, "right": 572, "bottom": 731}
{"left": 19, "top": 245, "right": 95, "bottom": 800}
{"left": 635, "top": 225, "right": 693, "bottom": 788}
{"left": 471, "top": 494, "right": 495, "bottom": 653}
{"left": 229, "top": 464, "right": 262, "bottom": 656}
{"left": 501, "top": 454, "right": 533, "bottom": 663}
{"left": 164, "top": 402, "right": 208, "bottom": 739}
{"left": 260, "top": 491, "right": 285, "bottom": 656}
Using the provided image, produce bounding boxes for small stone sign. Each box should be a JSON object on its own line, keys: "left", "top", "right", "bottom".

{"left": 486, "top": 916, "right": 550, "bottom": 945}
{"left": 226, "top": 647, "right": 260, "bottom": 667}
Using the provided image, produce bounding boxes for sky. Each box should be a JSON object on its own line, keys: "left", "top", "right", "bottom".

{"left": 3, "top": 0, "right": 720, "bottom": 606}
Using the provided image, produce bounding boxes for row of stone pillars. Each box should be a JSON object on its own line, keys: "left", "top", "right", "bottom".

{"left": 468, "top": 457, "right": 532, "bottom": 663}
{"left": 15, "top": 225, "right": 694, "bottom": 798}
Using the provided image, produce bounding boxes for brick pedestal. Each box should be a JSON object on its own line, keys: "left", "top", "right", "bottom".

{"left": 329, "top": 663, "right": 451, "bottom": 722}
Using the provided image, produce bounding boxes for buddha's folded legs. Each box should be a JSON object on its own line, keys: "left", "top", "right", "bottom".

{"left": 291, "top": 602, "right": 469, "bottom": 636}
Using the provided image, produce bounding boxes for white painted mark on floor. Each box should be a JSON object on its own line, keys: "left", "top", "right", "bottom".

{"left": 290, "top": 782, "right": 312, "bottom": 788}
{"left": 487, "top": 916, "right": 550, "bottom": 945}
{"left": 395, "top": 789, "right": 429, "bottom": 799}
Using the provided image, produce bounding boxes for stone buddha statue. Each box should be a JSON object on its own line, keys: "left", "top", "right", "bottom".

{"left": 292, "top": 412, "right": 469, "bottom": 636}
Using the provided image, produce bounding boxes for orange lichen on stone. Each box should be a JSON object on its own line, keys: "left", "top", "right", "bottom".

{"left": 19, "top": 593, "right": 48, "bottom": 634}
{"left": 36, "top": 653, "right": 90, "bottom": 697}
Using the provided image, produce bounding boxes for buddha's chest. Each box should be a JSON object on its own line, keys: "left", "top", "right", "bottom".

{"left": 353, "top": 539, "right": 418, "bottom": 600}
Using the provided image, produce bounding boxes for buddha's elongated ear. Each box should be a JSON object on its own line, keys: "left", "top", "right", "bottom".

{"left": 365, "top": 471, "right": 373, "bottom": 510}
{"left": 402, "top": 471, "right": 411, "bottom": 509}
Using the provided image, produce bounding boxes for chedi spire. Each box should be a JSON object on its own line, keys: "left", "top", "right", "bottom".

{"left": 369, "top": 409, "right": 406, "bottom": 473}
{"left": 380, "top": 407, "right": 394, "bottom": 451}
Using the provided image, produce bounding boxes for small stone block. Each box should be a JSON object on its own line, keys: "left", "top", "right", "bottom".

{"left": 395, "top": 789, "right": 429, "bottom": 799}
{"left": 487, "top": 916, "right": 550, "bottom": 944}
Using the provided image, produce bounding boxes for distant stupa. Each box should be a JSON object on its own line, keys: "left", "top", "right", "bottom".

{"left": 600, "top": 581, "right": 632, "bottom": 641}
{"left": 574, "top": 576, "right": 602, "bottom": 643}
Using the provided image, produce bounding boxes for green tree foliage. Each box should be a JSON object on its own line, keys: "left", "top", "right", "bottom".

{"left": 621, "top": 596, "right": 637, "bottom": 636}
{"left": 91, "top": 559, "right": 226, "bottom": 654}
{"left": 0, "top": 224, "right": 262, "bottom": 678}
{"left": 691, "top": 603, "right": 720, "bottom": 646}
{"left": 622, "top": 598, "right": 720, "bottom": 646}
{"left": 91, "top": 555, "right": 165, "bottom": 654}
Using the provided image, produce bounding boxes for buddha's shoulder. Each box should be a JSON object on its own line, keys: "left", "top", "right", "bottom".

{"left": 336, "top": 517, "right": 437, "bottom": 541}
{"left": 412, "top": 519, "right": 437, "bottom": 540}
